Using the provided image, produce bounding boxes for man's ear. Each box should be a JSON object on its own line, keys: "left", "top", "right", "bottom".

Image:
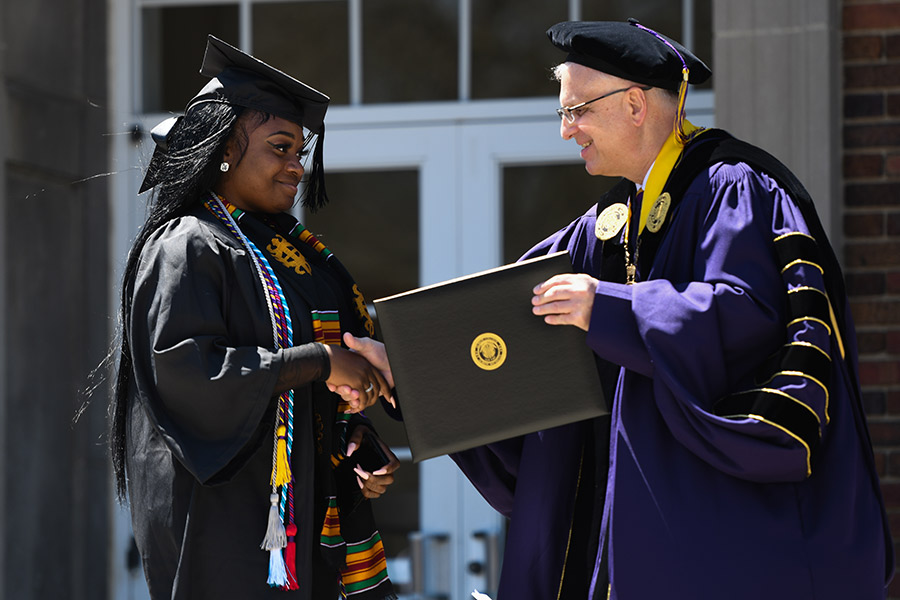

{"left": 625, "top": 87, "right": 648, "bottom": 127}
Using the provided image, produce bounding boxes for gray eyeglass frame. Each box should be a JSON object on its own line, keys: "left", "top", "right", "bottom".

{"left": 556, "top": 85, "right": 652, "bottom": 123}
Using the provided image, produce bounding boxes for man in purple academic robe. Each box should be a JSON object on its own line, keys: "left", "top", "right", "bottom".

{"left": 451, "top": 20, "right": 894, "bottom": 599}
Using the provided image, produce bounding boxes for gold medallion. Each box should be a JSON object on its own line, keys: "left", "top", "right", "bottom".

{"left": 646, "top": 193, "right": 671, "bottom": 233}
{"left": 595, "top": 203, "right": 628, "bottom": 241}
{"left": 471, "top": 333, "right": 507, "bottom": 371}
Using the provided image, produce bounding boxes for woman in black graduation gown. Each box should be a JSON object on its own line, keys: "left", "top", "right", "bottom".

{"left": 109, "top": 36, "right": 400, "bottom": 600}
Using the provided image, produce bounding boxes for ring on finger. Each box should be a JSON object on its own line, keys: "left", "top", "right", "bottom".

{"left": 364, "top": 382, "right": 374, "bottom": 393}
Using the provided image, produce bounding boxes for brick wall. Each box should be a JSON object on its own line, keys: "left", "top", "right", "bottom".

{"left": 843, "top": 1, "right": 900, "bottom": 596}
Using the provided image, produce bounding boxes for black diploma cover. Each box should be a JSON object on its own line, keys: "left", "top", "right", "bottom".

{"left": 374, "top": 251, "right": 607, "bottom": 462}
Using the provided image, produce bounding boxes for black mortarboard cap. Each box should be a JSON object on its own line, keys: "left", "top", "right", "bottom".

{"left": 188, "top": 35, "right": 329, "bottom": 134}
{"left": 141, "top": 36, "right": 331, "bottom": 210}
{"left": 138, "top": 35, "right": 330, "bottom": 211}
{"left": 546, "top": 19, "right": 711, "bottom": 92}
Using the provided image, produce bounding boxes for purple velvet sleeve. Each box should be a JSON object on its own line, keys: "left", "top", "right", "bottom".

{"left": 449, "top": 437, "right": 524, "bottom": 517}
{"left": 588, "top": 162, "right": 828, "bottom": 482}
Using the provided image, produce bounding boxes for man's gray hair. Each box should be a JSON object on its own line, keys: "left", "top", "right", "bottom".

{"left": 552, "top": 62, "right": 678, "bottom": 106}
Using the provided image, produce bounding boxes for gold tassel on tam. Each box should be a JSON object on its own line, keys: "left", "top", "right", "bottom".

{"left": 627, "top": 20, "right": 696, "bottom": 148}
{"left": 271, "top": 425, "right": 293, "bottom": 487}
{"left": 674, "top": 67, "right": 690, "bottom": 145}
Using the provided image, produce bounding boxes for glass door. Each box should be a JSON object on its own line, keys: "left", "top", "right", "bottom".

{"left": 302, "top": 165, "right": 423, "bottom": 595}
{"left": 320, "top": 114, "right": 503, "bottom": 598}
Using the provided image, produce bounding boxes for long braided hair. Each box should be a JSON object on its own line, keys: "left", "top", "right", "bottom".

{"left": 108, "top": 86, "right": 327, "bottom": 500}
{"left": 109, "top": 95, "right": 250, "bottom": 500}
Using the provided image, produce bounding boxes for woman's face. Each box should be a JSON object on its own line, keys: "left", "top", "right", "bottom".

{"left": 215, "top": 114, "right": 307, "bottom": 213}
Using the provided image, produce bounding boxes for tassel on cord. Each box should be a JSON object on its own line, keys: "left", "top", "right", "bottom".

{"left": 272, "top": 425, "right": 293, "bottom": 487}
{"left": 281, "top": 523, "right": 299, "bottom": 590}
{"left": 261, "top": 493, "right": 288, "bottom": 587}
{"left": 267, "top": 548, "right": 288, "bottom": 588}
{"left": 674, "top": 67, "right": 690, "bottom": 145}
{"left": 261, "top": 493, "right": 287, "bottom": 550}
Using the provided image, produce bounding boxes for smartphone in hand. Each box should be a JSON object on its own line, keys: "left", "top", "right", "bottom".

{"left": 351, "top": 430, "right": 390, "bottom": 473}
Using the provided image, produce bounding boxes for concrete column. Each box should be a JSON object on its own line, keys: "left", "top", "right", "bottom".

{"left": 713, "top": 0, "right": 842, "bottom": 249}
{"left": 0, "top": 1, "right": 7, "bottom": 594}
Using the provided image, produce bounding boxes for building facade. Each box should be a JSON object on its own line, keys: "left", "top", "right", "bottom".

{"left": 0, "top": 0, "right": 897, "bottom": 597}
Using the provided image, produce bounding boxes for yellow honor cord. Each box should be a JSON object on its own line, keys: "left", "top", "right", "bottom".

{"left": 272, "top": 424, "right": 293, "bottom": 487}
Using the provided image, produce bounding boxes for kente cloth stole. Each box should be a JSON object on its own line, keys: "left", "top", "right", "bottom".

{"left": 270, "top": 216, "right": 375, "bottom": 340}
{"left": 205, "top": 194, "right": 393, "bottom": 598}
{"left": 275, "top": 221, "right": 393, "bottom": 600}
{"left": 290, "top": 221, "right": 332, "bottom": 259}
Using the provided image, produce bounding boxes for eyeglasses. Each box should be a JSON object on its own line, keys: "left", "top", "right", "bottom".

{"left": 556, "top": 86, "right": 652, "bottom": 123}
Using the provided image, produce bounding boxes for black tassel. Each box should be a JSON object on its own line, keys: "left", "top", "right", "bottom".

{"left": 302, "top": 125, "right": 329, "bottom": 213}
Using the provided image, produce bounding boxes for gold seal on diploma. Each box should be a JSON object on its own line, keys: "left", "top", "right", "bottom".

{"left": 646, "top": 192, "right": 671, "bottom": 233}
{"left": 471, "top": 333, "right": 507, "bottom": 371}
{"left": 595, "top": 203, "right": 628, "bottom": 241}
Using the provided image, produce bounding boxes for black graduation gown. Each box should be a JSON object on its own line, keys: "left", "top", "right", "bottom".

{"left": 125, "top": 205, "right": 361, "bottom": 599}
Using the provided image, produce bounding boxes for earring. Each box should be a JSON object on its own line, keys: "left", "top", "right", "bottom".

{"left": 220, "top": 162, "right": 230, "bottom": 172}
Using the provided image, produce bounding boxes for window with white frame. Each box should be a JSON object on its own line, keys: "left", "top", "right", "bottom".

{"left": 138, "top": 0, "right": 711, "bottom": 114}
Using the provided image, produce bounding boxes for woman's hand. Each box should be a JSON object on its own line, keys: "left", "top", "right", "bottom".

{"left": 346, "top": 427, "right": 400, "bottom": 499}
{"left": 326, "top": 333, "right": 396, "bottom": 408}
{"left": 323, "top": 344, "right": 390, "bottom": 413}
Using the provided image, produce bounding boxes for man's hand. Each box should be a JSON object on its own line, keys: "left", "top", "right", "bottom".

{"left": 323, "top": 344, "right": 390, "bottom": 413}
{"left": 326, "top": 333, "right": 396, "bottom": 408}
{"left": 342, "top": 333, "right": 394, "bottom": 389}
{"left": 532, "top": 273, "right": 599, "bottom": 331}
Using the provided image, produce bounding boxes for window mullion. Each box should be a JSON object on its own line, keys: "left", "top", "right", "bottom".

{"left": 240, "top": 0, "right": 252, "bottom": 51}
{"left": 459, "top": 0, "right": 470, "bottom": 101}
{"left": 349, "top": 0, "right": 362, "bottom": 105}
{"left": 683, "top": 0, "right": 694, "bottom": 52}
